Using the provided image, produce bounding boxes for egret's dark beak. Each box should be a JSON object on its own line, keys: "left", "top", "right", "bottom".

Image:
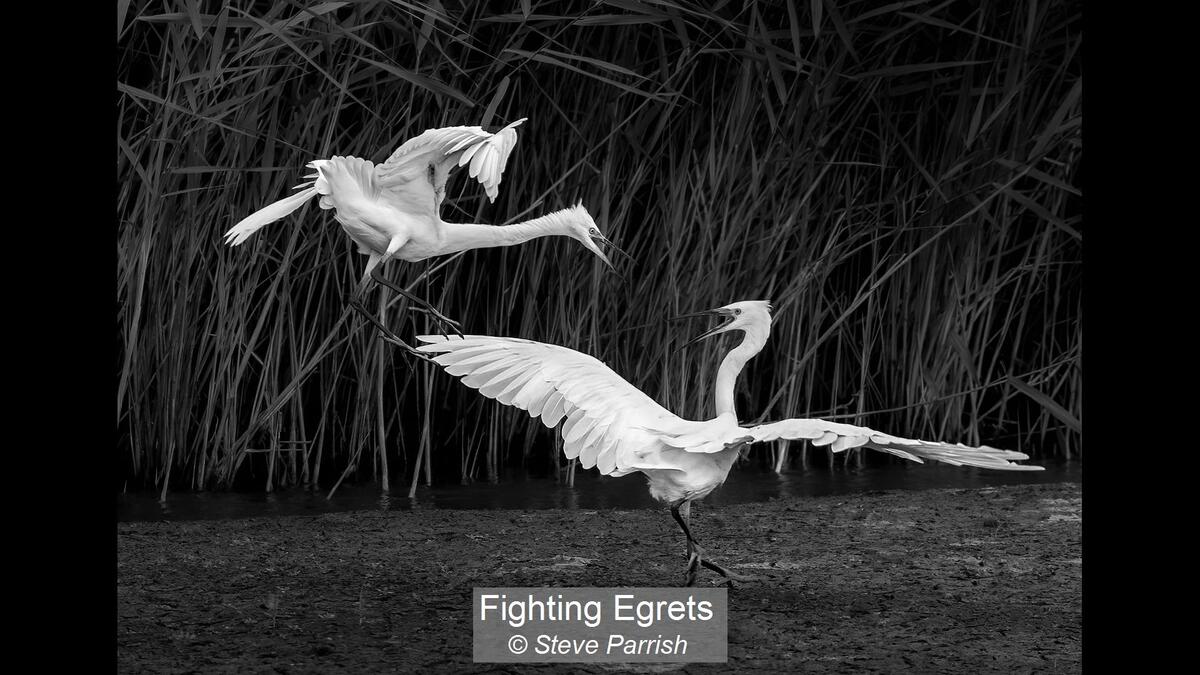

{"left": 590, "top": 232, "right": 631, "bottom": 272}
{"left": 593, "top": 247, "right": 614, "bottom": 271}
{"left": 670, "top": 307, "right": 735, "bottom": 349}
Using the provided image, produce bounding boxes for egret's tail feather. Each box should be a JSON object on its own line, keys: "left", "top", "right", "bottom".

{"left": 224, "top": 185, "right": 319, "bottom": 246}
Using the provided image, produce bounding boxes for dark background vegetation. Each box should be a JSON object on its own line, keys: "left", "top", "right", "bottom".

{"left": 116, "top": 0, "right": 1082, "bottom": 497}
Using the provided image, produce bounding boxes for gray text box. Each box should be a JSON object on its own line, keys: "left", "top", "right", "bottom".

{"left": 473, "top": 587, "right": 727, "bottom": 663}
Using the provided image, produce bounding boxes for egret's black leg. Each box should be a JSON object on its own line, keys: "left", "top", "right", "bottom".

{"left": 670, "top": 501, "right": 751, "bottom": 587}
{"left": 353, "top": 254, "right": 384, "bottom": 302}
{"left": 670, "top": 501, "right": 700, "bottom": 548}
{"left": 349, "top": 300, "right": 436, "bottom": 364}
{"left": 670, "top": 502, "right": 701, "bottom": 586}
{"left": 368, "top": 264, "right": 463, "bottom": 336}
{"left": 423, "top": 260, "right": 456, "bottom": 341}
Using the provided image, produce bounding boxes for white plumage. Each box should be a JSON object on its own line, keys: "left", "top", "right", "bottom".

{"left": 224, "top": 120, "right": 526, "bottom": 253}
{"left": 420, "top": 336, "right": 682, "bottom": 478}
{"left": 376, "top": 122, "right": 523, "bottom": 203}
{"left": 415, "top": 299, "right": 1042, "bottom": 585}
{"left": 223, "top": 119, "right": 621, "bottom": 344}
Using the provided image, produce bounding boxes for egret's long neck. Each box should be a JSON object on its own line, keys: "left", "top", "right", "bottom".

{"left": 438, "top": 209, "right": 575, "bottom": 254}
{"left": 714, "top": 329, "right": 768, "bottom": 421}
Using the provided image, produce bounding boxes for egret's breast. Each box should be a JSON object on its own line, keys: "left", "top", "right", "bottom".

{"left": 335, "top": 202, "right": 436, "bottom": 258}
{"left": 336, "top": 217, "right": 389, "bottom": 254}
{"left": 392, "top": 218, "right": 445, "bottom": 261}
{"left": 641, "top": 447, "right": 738, "bottom": 504}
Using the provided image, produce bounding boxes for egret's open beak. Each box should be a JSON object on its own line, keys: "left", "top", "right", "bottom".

{"left": 670, "top": 307, "right": 736, "bottom": 348}
{"left": 588, "top": 231, "right": 631, "bottom": 273}
{"left": 593, "top": 232, "right": 632, "bottom": 262}
{"left": 594, "top": 248, "right": 614, "bottom": 271}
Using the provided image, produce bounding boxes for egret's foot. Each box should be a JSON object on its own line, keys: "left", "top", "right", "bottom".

{"left": 368, "top": 263, "right": 462, "bottom": 336}
{"left": 407, "top": 306, "right": 464, "bottom": 337}
{"left": 440, "top": 316, "right": 464, "bottom": 337}
{"left": 713, "top": 577, "right": 751, "bottom": 589}
{"left": 699, "top": 558, "right": 753, "bottom": 582}
{"left": 422, "top": 306, "right": 463, "bottom": 338}
{"left": 683, "top": 545, "right": 750, "bottom": 587}
{"left": 379, "top": 333, "right": 438, "bottom": 364}
{"left": 348, "top": 300, "right": 436, "bottom": 364}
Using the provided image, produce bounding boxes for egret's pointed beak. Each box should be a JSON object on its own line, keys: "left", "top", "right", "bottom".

{"left": 591, "top": 232, "right": 632, "bottom": 268}
{"left": 670, "top": 307, "right": 736, "bottom": 349}
{"left": 578, "top": 233, "right": 615, "bottom": 272}
{"left": 593, "top": 247, "right": 615, "bottom": 271}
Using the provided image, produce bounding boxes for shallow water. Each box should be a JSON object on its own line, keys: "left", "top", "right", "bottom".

{"left": 117, "top": 459, "right": 1079, "bottom": 522}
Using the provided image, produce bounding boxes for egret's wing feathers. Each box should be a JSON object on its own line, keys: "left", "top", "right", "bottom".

{"left": 224, "top": 120, "right": 523, "bottom": 245}
{"left": 307, "top": 156, "right": 378, "bottom": 210}
{"left": 375, "top": 119, "right": 526, "bottom": 206}
{"left": 224, "top": 183, "right": 319, "bottom": 246}
{"left": 416, "top": 335, "right": 682, "bottom": 476}
{"left": 223, "top": 155, "right": 380, "bottom": 246}
{"left": 724, "top": 417, "right": 1043, "bottom": 471}
{"left": 415, "top": 335, "right": 1040, "bottom": 475}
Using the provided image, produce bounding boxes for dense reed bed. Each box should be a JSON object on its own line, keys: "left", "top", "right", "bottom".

{"left": 117, "top": 0, "right": 1082, "bottom": 495}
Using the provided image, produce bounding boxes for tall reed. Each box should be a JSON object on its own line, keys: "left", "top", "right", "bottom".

{"left": 117, "top": 0, "right": 1082, "bottom": 494}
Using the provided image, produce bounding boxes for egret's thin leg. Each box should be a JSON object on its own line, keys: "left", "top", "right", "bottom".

{"left": 349, "top": 300, "right": 436, "bottom": 364}
{"left": 670, "top": 502, "right": 700, "bottom": 547}
{"left": 671, "top": 502, "right": 703, "bottom": 586}
{"left": 670, "top": 501, "right": 750, "bottom": 586}
{"left": 424, "top": 260, "right": 455, "bottom": 340}
{"left": 680, "top": 503, "right": 728, "bottom": 580}
{"left": 368, "top": 263, "right": 463, "bottom": 336}
{"left": 354, "top": 253, "right": 384, "bottom": 300}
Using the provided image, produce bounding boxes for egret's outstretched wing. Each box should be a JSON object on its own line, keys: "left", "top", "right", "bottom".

{"left": 224, "top": 184, "right": 319, "bottom": 246}
{"left": 711, "top": 417, "right": 1042, "bottom": 471}
{"left": 416, "top": 335, "right": 683, "bottom": 476}
{"left": 375, "top": 119, "right": 526, "bottom": 207}
{"left": 223, "top": 155, "right": 374, "bottom": 246}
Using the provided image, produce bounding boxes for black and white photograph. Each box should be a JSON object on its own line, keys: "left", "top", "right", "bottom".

{"left": 117, "top": 0, "right": 1082, "bottom": 671}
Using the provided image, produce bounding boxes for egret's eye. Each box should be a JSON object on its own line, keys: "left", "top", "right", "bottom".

{"left": 733, "top": 309, "right": 742, "bottom": 316}
{"left": 589, "top": 228, "right": 599, "bottom": 235}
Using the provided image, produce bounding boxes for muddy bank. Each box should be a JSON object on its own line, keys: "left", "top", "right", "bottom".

{"left": 118, "top": 482, "right": 1081, "bottom": 673}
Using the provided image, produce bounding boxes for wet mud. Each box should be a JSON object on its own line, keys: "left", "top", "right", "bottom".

{"left": 118, "top": 482, "right": 1081, "bottom": 673}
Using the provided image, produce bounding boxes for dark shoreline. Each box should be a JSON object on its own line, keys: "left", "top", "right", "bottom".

{"left": 118, "top": 482, "right": 1081, "bottom": 673}
{"left": 118, "top": 461, "right": 1082, "bottom": 523}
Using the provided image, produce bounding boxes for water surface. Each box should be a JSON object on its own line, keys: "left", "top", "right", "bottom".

{"left": 117, "top": 460, "right": 1079, "bottom": 522}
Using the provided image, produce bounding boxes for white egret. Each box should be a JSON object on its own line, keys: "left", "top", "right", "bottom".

{"left": 223, "top": 119, "right": 622, "bottom": 349}
{"left": 410, "top": 300, "right": 1043, "bottom": 586}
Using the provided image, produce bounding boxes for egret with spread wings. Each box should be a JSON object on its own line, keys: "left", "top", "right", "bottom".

{"left": 224, "top": 119, "right": 622, "bottom": 348}
{"left": 411, "top": 300, "right": 1043, "bottom": 586}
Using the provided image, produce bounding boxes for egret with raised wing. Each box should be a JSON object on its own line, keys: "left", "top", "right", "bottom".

{"left": 410, "top": 300, "right": 1043, "bottom": 586}
{"left": 223, "top": 119, "right": 622, "bottom": 349}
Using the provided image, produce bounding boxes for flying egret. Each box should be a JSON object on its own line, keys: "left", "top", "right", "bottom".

{"left": 223, "top": 118, "right": 622, "bottom": 348}
{"left": 408, "top": 300, "right": 1043, "bottom": 586}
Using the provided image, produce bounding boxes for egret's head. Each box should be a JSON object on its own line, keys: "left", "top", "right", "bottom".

{"left": 563, "top": 202, "right": 625, "bottom": 271}
{"left": 673, "top": 300, "right": 774, "bottom": 346}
